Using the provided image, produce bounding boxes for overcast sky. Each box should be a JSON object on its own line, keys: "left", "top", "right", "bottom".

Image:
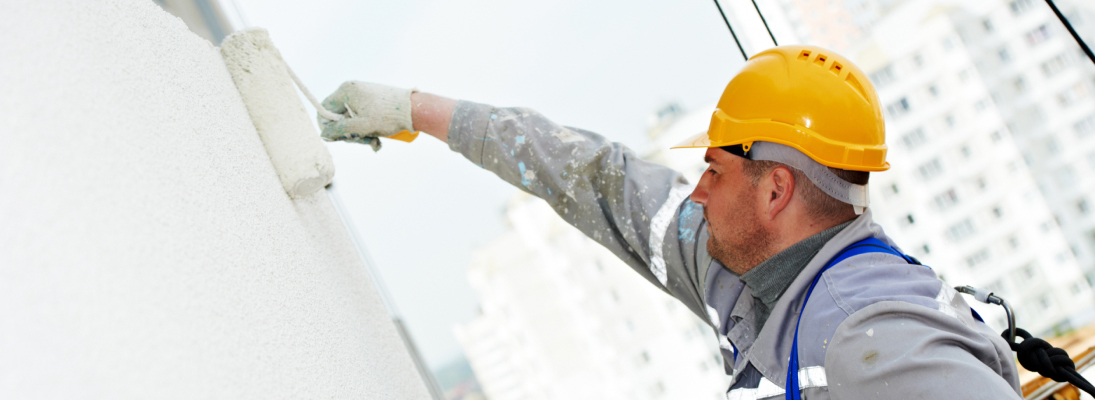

{"left": 233, "top": 0, "right": 747, "bottom": 369}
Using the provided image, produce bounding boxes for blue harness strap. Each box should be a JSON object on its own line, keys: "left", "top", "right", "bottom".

{"left": 784, "top": 237, "right": 915, "bottom": 400}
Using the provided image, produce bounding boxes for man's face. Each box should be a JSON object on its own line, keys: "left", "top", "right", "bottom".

{"left": 690, "top": 148, "right": 774, "bottom": 275}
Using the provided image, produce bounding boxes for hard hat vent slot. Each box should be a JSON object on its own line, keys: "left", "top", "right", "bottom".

{"left": 829, "top": 62, "right": 843, "bottom": 75}
{"left": 845, "top": 73, "right": 867, "bottom": 100}
{"left": 814, "top": 54, "right": 828, "bottom": 66}
{"left": 798, "top": 50, "right": 811, "bottom": 61}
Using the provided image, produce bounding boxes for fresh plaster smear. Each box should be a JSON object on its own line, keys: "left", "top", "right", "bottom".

{"left": 0, "top": 0, "right": 429, "bottom": 398}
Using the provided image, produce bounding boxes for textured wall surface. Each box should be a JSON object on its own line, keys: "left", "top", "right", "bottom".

{"left": 0, "top": 1, "right": 430, "bottom": 398}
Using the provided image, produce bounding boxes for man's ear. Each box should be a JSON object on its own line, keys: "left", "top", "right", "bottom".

{"left": 765, "top": 166, "right": 796, "bottom": 220}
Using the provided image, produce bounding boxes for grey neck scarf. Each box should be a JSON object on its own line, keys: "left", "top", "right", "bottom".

{"left": 740, "top": 220, "right": 853, "bottom": 332}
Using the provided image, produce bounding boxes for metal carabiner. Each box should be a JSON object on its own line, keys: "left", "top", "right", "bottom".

{"left": 955, "top": 285, "right": 1017, "bottom": 343}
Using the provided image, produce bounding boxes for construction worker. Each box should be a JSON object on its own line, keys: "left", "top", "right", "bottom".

{"left": 319, "top": 46, "right": 1022, "bottom": 398}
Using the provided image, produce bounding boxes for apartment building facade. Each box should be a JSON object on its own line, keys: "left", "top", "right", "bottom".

{"left": 454, "top": 195, "right": 729, "bottom": 400}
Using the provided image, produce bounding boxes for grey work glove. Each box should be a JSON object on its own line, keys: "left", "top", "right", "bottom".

{"left": 318, "top": 81, "right": 417, "bottom": 151}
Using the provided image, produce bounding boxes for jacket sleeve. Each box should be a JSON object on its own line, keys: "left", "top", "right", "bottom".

{"left": 447, "top": 101, "right": 713, "bottom": 321}
{"left": 825, "top": 301, "right": 1022, "bottom": 399}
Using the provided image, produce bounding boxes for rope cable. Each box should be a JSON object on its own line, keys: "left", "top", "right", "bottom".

{"left": 712, "top": 0, "right": 749, "bottom": 61}
{"left": 750, "top": 0, "right": 778, "bottom": 46}
{"left": 1043, "top": 0, "right": 1095, "bottom": 66}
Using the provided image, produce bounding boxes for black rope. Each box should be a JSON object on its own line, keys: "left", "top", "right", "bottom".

{"left": 750, "top": 0, "right": 778, "bottom": 46}
{"left": 1044, "top": 0, "right": 1095, "bottom": 66}
{"left": 712, "top": 0, "right": 749, "bottom": 61}
{"left": 1004, "top": 328, "right": 1095, "bottom": 396}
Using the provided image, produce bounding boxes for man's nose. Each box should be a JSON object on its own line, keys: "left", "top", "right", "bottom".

{"left": 690, "top": 175, "right": 709, "bottom": 205}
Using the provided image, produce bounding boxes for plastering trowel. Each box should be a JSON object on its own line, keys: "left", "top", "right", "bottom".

{"left": 218, "top": 28, "right": 443, "bottom": 399}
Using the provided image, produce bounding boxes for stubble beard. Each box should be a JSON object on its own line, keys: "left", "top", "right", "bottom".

{"left": 705, "top": 189, "right": 775, "bottom": 275}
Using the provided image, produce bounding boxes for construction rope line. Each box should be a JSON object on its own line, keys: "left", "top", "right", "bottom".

{"left": 1006, "top": 328, "right": 1095, "bottom": 397}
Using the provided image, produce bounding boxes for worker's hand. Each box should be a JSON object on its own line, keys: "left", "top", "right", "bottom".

{"left": 317, "top": 81, "right": 415, "bottom": 143}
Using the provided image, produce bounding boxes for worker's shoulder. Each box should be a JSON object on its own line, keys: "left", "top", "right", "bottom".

{"left": 820, "top": 251, "right": 945, "bottom": 316}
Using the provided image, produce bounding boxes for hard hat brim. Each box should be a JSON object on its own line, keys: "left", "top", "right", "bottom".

{"left": 669, "top": 130, "right": 716, "bottom": 149}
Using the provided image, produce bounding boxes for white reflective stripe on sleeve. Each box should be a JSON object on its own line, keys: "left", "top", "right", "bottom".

{"left": 707, "top": 305, "right": 722, "bottom": 329}
{"left": 725, "top": 367, "right": 828, "bottom": 400}
{"left": 798, "top": 366, "right": 827, "bottom": 389}
{"left": 648, "top": 184, "right": 691, "bottom": 287}
{"left": 935, "top": 284, "right": 961, "bottom": 319}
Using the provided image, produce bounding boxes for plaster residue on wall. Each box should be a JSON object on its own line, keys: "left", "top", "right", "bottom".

{"left": 0, "top": 0, "right": 430, "bottom": 398}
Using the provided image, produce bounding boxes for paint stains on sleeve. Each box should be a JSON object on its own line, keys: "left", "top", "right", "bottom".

{"left": 552, "top": 128, "right": 586, "bottom": 143}
{"left": 518, "top": 162, "right": 534, "bottom": 188}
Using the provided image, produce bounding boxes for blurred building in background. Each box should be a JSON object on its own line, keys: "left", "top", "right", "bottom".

{"left": 454, "top": 194, "right": 728, "bottom": 400}
{"left": 659, "top": 0, "right": 1095, "bottom": 336}
{"left": 818, "top": 0, "right": 1095, "bottom": 335}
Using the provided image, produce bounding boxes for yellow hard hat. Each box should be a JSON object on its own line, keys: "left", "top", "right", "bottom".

{"left": 674, "top": 45, "right": 889, "bottom": 172}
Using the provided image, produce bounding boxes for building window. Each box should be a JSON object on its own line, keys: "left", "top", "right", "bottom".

{"left": 928, "top": 85, "right": 940, "bottom": 97}
{"left": 886, "top": 97, "right": 911, "bottom": 118}
{"left": 1041, "top": 52, "right": 1075, "bottom": 77}
{"left": 1009, "top": 235, "right": 1021, "bottom": 249}
{"left": 869, "top": 65, "right": 897, "bottom": 88}
{"left": 1039, "top": 294, "right": 1053, "bottom": 310}
{"left": 947, "top": 219, "right": 977, "bottom": 241}
{"left": 966, "top": 248, "right": 992, "bottom": 268}
{"left": 1013, "top": 76, "right": 1027, "bottom": 93}
{"left": 1010, "top": 0, "right": 1035, "bottom": 15}
{"left": 1046, "top": 137, "right": 1061, "bottom": 155}
{"left": 921, "top": 244, "right": 931, "bottom": 254}
{"left": 974, "top": 175, "right": 988, "bottom": 191}
{"left": 932, "top": 188, "right": 960, "bottom": 210}
{"left": 1018, "top": 263, "right": 1038, "bottom": 279}
{"left": 1025, "top": 24, "right": 1052, "bottom": 46}
{"left": 991, "top": 130, "right": 1004, "bottom": 142}
{"left": 901, "top": 214, "right": 916, "bottom": 226}
{"left": 945, "top": 113, "right": 957, "bottom": 128}
{"left": 1076, "top": 114, "right": 1095, "bottom": 137}
{"left": 993, "top": 206, "right": 1004, "bottom": 219}
{"left": 998, "top": 47, "right": 1011, "bottom": 63}
{"left": 1078, "top": 198, "right": 1090, "bottom": 215}
{"left": 983, "top": 18, "right": 995, "bottom": 32}
{"left": 901, "top": 127, "right": 928, "bottom": 149}
{"left": 918, "top": 158, "right": 945, "bottom": 180}
{"left": 1058, "top": 82, "right": 1092, "bottom": 107}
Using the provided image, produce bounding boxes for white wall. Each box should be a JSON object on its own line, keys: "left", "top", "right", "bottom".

{"left": 0, "top": 0, "right": 430, "bottom": 398}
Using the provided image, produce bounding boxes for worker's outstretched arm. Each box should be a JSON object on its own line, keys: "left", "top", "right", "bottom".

{"left": 318, "top": 82, "right": 714, "bottom": 322}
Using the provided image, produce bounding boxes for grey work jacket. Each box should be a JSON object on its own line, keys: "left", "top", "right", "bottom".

{"left": 446, "top": 101, "right": 1022, "bottom": 399}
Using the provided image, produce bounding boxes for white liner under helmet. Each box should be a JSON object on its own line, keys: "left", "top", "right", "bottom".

{"left": 748, "top": 141, "right": 869, "bottom": 215}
